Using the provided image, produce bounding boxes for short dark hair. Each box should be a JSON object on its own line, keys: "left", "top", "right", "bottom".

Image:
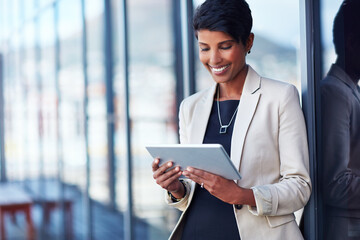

{"left": 333, "top": 0, "right": 360, "bottom": 57}
{"left": 193, "top": 0, "right": 253, "bottom": 45}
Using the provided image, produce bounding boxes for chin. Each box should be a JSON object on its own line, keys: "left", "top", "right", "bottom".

{"left": 211, "top": 74, "right": 230, "bottom": 83}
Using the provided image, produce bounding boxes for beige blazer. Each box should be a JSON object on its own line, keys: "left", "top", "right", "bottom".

{"left": 166, "top": 66, "right": 312, "bottom": 240}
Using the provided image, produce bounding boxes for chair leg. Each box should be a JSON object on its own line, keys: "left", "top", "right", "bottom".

{"left": 10, "top": 211, "right": 16, "bottom": 225}
{"left": 65, "top": 202, "right": 73, "bottom": 240}
{"left": 43, "top": 204, "right": 51, "bottom": 225}
{"left": 0, "top": 209, "right": 5, "bottom": 240}
{"left": 25, "top": 206, "right": 35, "bottom": 240}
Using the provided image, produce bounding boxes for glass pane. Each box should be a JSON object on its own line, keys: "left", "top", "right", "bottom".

{"left": 0, "top": 1, "right": 11, "bottom": 40}
{"left": 195, "top": 0, "right": 302, "bottom": 94}
{"left": 111, "top": 2, "right": 128, "bottom": 238}
{"left": 113, "top": 0, "right": 178, "bottom": 239}
{"left": 4, "top": 34, "right": 23, "bottom": 180}
{"left": 58, "top": 0, "right": 86, "bottom": 238}
{"left": 192, "top": 0, "right": 304, "bottom": 227}
{"left": 23, "top": 23, "right": 39, "bottom": 181}
{"left": 111, "top": 0, "right": 127, "bottom": 217}
{"left": 319, "top": 1, "right": 360, "bottom": 239}
{"left": 320, "top": 0, "right": 343, "bottom": 76}
{"left": 85, "top": 0, "right": 109, "bottom": 205}
{"left": 39, "top": 0, "right": 54, "bottom": 9}
{"left": 39, "top": 8, "right": 57, "bottom": 180}
{"left": 24, "top": 0, "right": 35, "bottom": 21}
{"left": 58, "top": 0, "right": 85, "bottom": 188}
{"left": 12, "top": 0, "right": 21, "bottom": 31}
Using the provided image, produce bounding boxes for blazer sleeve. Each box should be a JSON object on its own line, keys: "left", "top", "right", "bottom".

{"left": 178, "top": 100, "right": 189, "bottom": 144}
{"left": 248, "top": 85, "right": 312, "bottom": 216}
{"left": 164, "top": 100, "right": 193, "bottom": 211}
{"left": 164, "top": 179, "right": 192, "bottom": 211}
{"left": 321, "top": 81, "right": 360, "bottom": 209}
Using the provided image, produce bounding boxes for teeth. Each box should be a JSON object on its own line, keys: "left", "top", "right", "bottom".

{"left": 211, "top": 65, "right": 229, "bottom": 73}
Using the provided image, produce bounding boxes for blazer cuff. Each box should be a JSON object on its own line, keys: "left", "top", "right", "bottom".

{"left": 248, "top": 185, "right": 278, "bottom": 216}
{"left": 165, "top": 179, "right": 191, "bottom": 209}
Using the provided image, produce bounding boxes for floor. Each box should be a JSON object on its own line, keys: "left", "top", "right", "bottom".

{"left": 1, "top": 180, "right": 166, "bottom": 240}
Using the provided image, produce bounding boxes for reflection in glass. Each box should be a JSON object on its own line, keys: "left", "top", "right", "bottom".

{"left": 85, "top": 0, "right": 109, "bottom": 205}
{"left": 195, "top": 0, "right": 301, "bottom": 94}
{"left": 58, "top": 0, "right": 86, "bottom": 188}
{"left": 58, "top": 0, "right": 86, "bottom": 238}
{"left": 39, "top": 8, "right": 57, "bottom": 180}
{"left": 22, "top": 23, "right": 37, "bottom": 181}
{"left": 5, "top": 33, "right": 23, "bottom": 181}
{"left": 125, "top": 0, "right": 178, "bottom": 239}
{"left": 320, "top": 1, "right": 360, "bottom": 239}
{"left": 23, "top": 0, "right": 35, "bottom": 22}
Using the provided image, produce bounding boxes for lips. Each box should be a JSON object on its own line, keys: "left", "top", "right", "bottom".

{"left": 209, "top": 64, "right": 230, "bottom": 75}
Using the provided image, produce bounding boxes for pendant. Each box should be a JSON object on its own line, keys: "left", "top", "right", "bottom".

{"left": 219, "top": 125, "right": 228, "bottom": 134}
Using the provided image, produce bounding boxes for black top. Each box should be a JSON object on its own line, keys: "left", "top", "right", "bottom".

{"left": 181, "top": 100, "right": 241, "bottom": 240}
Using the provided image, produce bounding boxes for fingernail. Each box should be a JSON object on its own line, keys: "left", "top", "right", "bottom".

{"left": 183, "top": 171, "right": 188, "bottom": 176}
{"left": 175, "top": 167, "right": 180, "bottom": 171}
{"left": 187, "top": 167, "right": 193, "bottom": 172}
{"left": 167, "top": 162, "right": 172, "bottom": 167}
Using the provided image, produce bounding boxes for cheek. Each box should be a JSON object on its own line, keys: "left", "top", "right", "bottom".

{"left": 229, "top": 52, "right": 245, "bottom": 65}
{"left": 199, "top": 54, "right": 208, "bottom": 66}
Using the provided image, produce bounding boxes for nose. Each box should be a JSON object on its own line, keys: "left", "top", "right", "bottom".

{"left": 209, "top": 50, "right": 222, "bottom": 65}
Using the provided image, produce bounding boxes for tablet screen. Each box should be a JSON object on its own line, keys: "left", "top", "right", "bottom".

{"left": 146, "top": 144, "right": 241, "bottom": 180}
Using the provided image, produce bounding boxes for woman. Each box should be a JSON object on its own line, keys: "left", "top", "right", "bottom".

{"left": 152, "top": 0, "right": 311, "bottom": 239}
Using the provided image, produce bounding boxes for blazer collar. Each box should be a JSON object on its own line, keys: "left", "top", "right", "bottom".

{"left": 189, "top": 84, "right": 217, "bottom": 144}
{"left": 329, "top": 64, "right": 360, "bottom": 104}
{"left": 243, "top": 65, "right": 261, "bottom": 95}
{"left": 230, "top": 66, "right": 261, "bottom": 171}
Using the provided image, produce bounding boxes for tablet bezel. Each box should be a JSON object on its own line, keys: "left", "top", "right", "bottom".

{"left": 146, "top": 144, "right": 241, "bottom": 180}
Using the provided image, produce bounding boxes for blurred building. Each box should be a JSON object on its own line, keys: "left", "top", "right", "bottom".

{"left": 0, "top": 0, "right": 355, "bottom": 240}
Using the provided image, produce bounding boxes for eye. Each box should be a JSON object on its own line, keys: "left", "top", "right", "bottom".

{"left": 220, "top": 45, "right": 232, "bottom": 50}
{"left": 200, "top": 48, "right": 209, "bottom": 52}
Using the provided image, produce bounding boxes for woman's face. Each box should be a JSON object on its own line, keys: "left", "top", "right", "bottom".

{"left": 197, "top": 30, "right": 253, "bottom": 85}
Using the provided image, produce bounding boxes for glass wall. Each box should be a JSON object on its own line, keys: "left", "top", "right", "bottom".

{"left": 193, "top": 0, "right": 305, "bottom": 226}
{"left": 126, "top": 0, "right": 178, "bottom": 238}
{"left": 2, "top": 0, "right": 358, "bottom": 239}
{"left": 194, "top": 0, "right": 302, "bottom": 95}
{"left": 38, "top": 7, "right": 57, "bottom": 181}
{"left": 58, "top": 0, "right": 85, "bottom": 188}
{"left": 85, "top": 0, "right": 109, "bottom": 205}
{"left": 0, "top": 0, "right": 180, "bottom": 239}
{"left": 320, "top": 0, "right": 342, "bottom": 75}
{"left": 22, "top": 22, "right": 37, "bottom": 182}
{"left": 318, "top": 0, "right": 360, "bottom": 239}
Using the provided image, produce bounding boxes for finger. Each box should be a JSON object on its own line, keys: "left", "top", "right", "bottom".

{"left": 183, "top": 170, "right": 204, "bottom": 186}
{"left": 185, "top": 167, "right": 213, "bottom": 179}
{"left": 156, "top": 166, "right": 181, "bottom": 184}
{"left": 153, "top": 161, "right": 173, "bottom": 179}
{"left": 152, "top": 158, "right": 160, "bottom": 172}
{"left": 160, "top": 169, "right": 183, "bottom": 190}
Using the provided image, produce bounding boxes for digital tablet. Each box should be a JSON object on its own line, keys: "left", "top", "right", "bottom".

{"left": 146, "top": 144, "right": 241, "bottom": 180}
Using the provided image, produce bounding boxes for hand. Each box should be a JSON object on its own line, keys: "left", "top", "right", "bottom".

{"left": 152, "top": 158, "right": 184, "bottom": 198}
{"left": 183, "top": 167, "right": 255, "bottom": 206}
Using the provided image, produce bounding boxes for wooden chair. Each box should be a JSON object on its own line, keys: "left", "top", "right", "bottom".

{"left": 0, "top": 184, "right": 35, "bottom": 240}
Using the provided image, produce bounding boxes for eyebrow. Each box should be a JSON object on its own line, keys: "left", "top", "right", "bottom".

{"left": 199, "top": 39, "right": 236, "bottom": 45}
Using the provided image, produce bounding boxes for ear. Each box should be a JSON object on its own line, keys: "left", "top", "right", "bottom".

{"left": 246, "top": 33, "right": 254, "bottom": 52}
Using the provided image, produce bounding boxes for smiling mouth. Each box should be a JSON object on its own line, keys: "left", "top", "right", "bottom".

{"left": 210, "top": 64, "right": 230, "bottom": 74}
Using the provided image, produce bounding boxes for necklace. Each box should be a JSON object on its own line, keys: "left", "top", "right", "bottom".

{"left": 216, "top": 87, "right": 239, "bottom": 134}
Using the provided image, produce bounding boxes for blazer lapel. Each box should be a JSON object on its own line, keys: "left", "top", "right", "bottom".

{"left": 230, "top": 66, "right": 261, "bottom": 170}
{"left": 331, "top": 64, "right": 360, "bottom": 104}
{"left": 353, "top": 86, "right": 360, "bottom": 104}
{"left": 189, "top": 84, "right": 217, "bottom": 144}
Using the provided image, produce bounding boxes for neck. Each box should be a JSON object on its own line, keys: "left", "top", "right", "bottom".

{"left": 335, "top": 58, "right": 360, "bottom": 84}
{"left": 218, "top": 65, "right": 248, "bottom": 100}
